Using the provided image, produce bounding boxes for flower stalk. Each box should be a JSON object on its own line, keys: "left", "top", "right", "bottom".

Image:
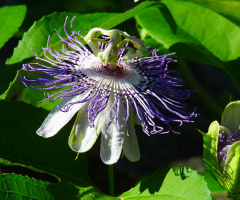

{"left": 108, "top": 164, "right": 114, "bottom": 196}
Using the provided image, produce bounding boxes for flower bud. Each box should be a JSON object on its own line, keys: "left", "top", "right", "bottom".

{"left": 201, "top": 101, "right": 240, "bottom": 198}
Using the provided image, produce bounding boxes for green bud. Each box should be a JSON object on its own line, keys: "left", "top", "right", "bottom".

{"left": 200, "top": 101, "right": 240, "bottom": 198}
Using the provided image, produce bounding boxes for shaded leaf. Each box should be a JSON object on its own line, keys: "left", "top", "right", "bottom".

{"left": 0, "top": 100, "right": 89, "bottom": 183}
{"left": 0, "top": 100, "right": 119, "bottom": 199}
{"left": 0, "top": 100, "right": 212, "bottom": 199}
{"left": 0, "top": 64, "right": 22, "bottom": 98}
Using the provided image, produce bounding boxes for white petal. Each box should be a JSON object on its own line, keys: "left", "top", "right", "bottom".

{"left": 100, "top": 126, "right": 125, "bottom": 165}
{"left": 37, "top": 95, "right": 84, "bottom": 138}
{"left": 68, "top": 107, "right": 101, "bottom": 152}
{"left": 222, "top": 145, "right": 231, "bottom": 154}
{"left": 123, "top": 111, "right": 140, "bottom": 162}
{"left": 100, "top": 96, "right": 126, "bottom": 164}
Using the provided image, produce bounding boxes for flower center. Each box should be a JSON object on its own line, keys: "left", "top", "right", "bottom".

{"left": 217, "top": 128, "right": 240, "bottom": 163}
{"left": 84, "top": 28, "right": 148, "bottom": 70}
{"left": 81, "top": 56, "right": 141, "bottom": 83}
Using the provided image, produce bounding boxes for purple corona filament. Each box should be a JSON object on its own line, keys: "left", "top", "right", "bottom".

{"left": 218, "top": 130, "right": 240, "bottom": 163}
{"left": 20, "top": 16, "right": 197, "bottom": 164}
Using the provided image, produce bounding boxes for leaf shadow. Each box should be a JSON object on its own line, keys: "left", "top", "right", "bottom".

{"left": 139, "top": 166, "right": 192, "bottom": 195}
{"left": 47, "top": 177, "right": 94, "bottom": 200}
{"left": 172, "top": 166, "right": 192, "bottom": 180}
{"left": 139, "top": 167, "right": 170, "bottom": 194}
{"left": 159, "top": 3, "right": 178, "bottom": 35}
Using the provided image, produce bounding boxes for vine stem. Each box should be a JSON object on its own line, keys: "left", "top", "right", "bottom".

{"left": 108, "top": 164, "right": 114, "bottom": 196}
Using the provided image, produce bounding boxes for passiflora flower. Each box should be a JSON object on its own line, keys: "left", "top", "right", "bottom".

{"left": 20, "top": 17, "right": 196, "bottom": 164}
{"left": 201, "top": 101, "right": 240, "bottom": 198}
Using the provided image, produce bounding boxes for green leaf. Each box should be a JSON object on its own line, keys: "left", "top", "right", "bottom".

{"left": 120, "top": 167, "right": 212, "bottom": 200}
{"left": 199, "top": 121, "right": 224, "bottom": 187}
{"left": 0, "top": 101, "right": 89, "bottom": 181}
{"left": 0, "top": 100, "right": 211, "bottom": 199}
{"left": 1, "top": 12, "right": 118, "bottom": 104}
{"left": 136, "top": 5, "right": 193, "bottom": 49}
{"left": 136, "top": 0, "right": 240, "bottom": 91}
{"left": 221, "top": 100, "right": 240, "bottom": 133}
{"left": 0, "top": 63, "right": 22, "bottom": 98}
{"left": 224, "top": 141, "right": 240, "bottom": 194}
{"left": 0, "top": 100, "right": 120, "bottom": 199}
{"left": 162, "top": 0, "right": 240, "bottom": 62}
{"left": 3, "top": 2, "right": 155, "bottom": 109}
{"left": 199, "top": 121, "right": 240, "bottom": 194}
{"left": 0, "top": 173, "right": 53, "bottom": 199}
{"left": 99, "top": 1, "right": 155, "bottom": 30}
{"left": 201, "top": 171, "right": 227, "bottom": 194}
{"left": 135, "top": 5, "right": 222, "bottom": 67}
{"left": 0, "top": 5, "right": 26, "bottom": 49}
{"left": 187, "top": 0, "right": 240, "bottom": 23}
{"left": 6, "top": 1, "right": 154, "bottom": 66}
{"left": 0, "top": 172, "right": 87, "bottom": 199}
{"left": 0, "top": 100, "right": 95, "bottom": 197}
{"left": 6, "top": 12, "right": 118, "bottom": 65}
{"left": 0, "top": 172, "right": 105, "bottom": 200}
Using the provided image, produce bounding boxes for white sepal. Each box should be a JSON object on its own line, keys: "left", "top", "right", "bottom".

{"left": 69, "top": 106, "right": 101, "bottom": 152}
{"left": 123, "top": 110, "right": 140, "bottom": 162}
{"left": 37, "top": 93, "right": 88, "bottom": 138}
{"left": 100, "top": 93, "right": 126, "bottom": 164}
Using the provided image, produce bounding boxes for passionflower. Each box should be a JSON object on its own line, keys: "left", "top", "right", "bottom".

{"left": 20, "top": 17, "right": 196, "bottom": 164}
{"left": 201, "top": 101, "right": 240, "bottom": 198}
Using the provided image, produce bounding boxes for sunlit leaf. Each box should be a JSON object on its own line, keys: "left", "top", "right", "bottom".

{"left": 0, "top": 173, "right": 84, "bottom": 199}
{"left": 0, "top": 173, "right": 54, "bottom": 200}
{"left": 199, "top": 122, "right": 223, "bottom": 188}
{"left": 0, "top": 5, "right": 26, "bottom": 49}
{"left": 162, "top": 0, "right": 240, "bottom": 62}
{"left": 120, "top": 167, "right": 212, "bottom": 200}
{"left": 221, "top": 100, "right": 240, "bottom": 133}
{"left": 201, "top": 171, "right": 227, "bottom": 194}
{"left": 135, "top": 5, "right": 222, "bottom": 66}
{"left": 100, "top": 1, "right": 154, "bottom": 30}
{"left": 136, "top": 0, "right": 240, "bottom": 91}
{"left": 188, "top": 0, "right": 240, "bottom": 23}
{"left": 6, "top": 12, "right": 118, "bottom": 65}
